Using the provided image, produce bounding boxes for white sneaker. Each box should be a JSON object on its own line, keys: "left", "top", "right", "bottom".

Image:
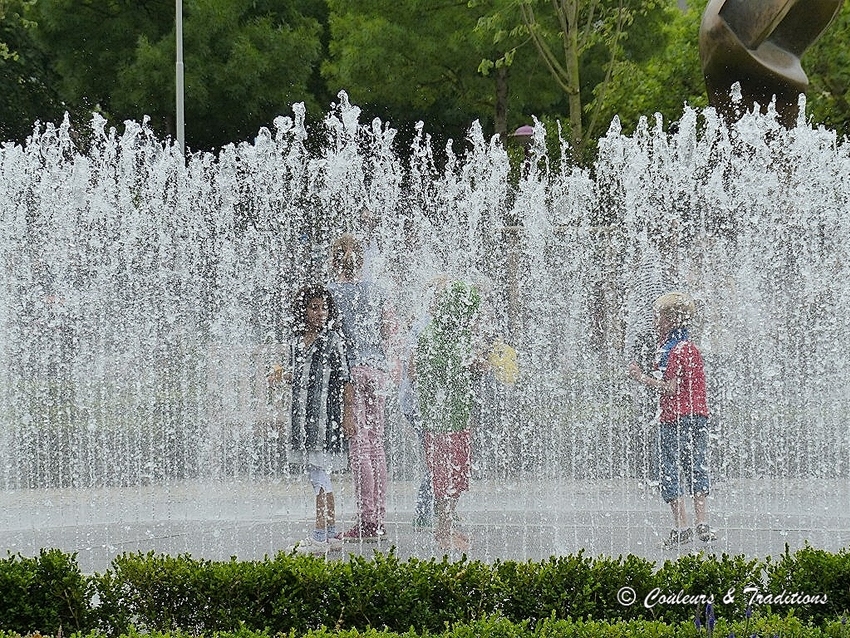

{"left": 326, "top": 535, "right": 343, "bottom": 551}
{"left": 291, "top": 537, "right": 330, "bottom": 554}
{"left": 696, "top": 523, "right": 718, "bottom": 542}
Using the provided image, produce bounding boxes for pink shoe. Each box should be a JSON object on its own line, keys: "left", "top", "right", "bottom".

{"left": 336, "top": 523, "right": 380, "bottom": 542}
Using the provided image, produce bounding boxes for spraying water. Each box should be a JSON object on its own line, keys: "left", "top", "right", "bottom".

{"left": 1, "top": 92, "right": 848, "bottom": 569}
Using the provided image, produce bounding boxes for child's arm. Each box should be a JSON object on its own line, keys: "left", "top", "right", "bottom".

{"left": 466, "top": 351, "right": 490, "bottom": 374}
{"left": 267, "top": 364, "right": 292, "bottom": 384}
{"left": 342, "top": 381, "right": 355, "bottom": 438}
{"left": 381, "top": 303, "right": 403, "bottom": 383}
{"left": 407, "top": 349, "right": 417, "bottom": 382}
{"left": 627, "top": 362, "right": 678, "bottom": 395}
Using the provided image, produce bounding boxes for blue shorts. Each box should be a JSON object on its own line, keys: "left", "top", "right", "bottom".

{"left": 659, "top": 415, "right": 710, "bottom": 502}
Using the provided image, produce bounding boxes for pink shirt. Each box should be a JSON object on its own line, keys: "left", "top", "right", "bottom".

{"left": 660, "top": 340, "right": 709, "bottom": 422}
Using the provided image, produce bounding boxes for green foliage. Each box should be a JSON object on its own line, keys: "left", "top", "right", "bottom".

{"left": 0, "top": 0, "right": 65, "bottom": 142}
{"left": 4, "top": 546, "right": 850, "bottom": 635}
{"left": 89, "top": 548, "right": 847, "bottom": 634}
{"left": 596, "top": 0, "right": 849, "bottom": 137}
{"left": 592, "top": 0, "right": 709, "bottom": 136}
{"left": 472, "top": 0, "right": 676, "bottom": 160}
{"left": 24, "top": 0, "right": 325, "bottom": 151}
{"left": 94, "top": 551, "right": 326, "bottom": 634}
{"left": 322, "top": 0, "right": 571, "bottom": 159}
{"left": 653, "top": 552, "right": 762, "bottom": 622}
{"left": 29, "top": 0, "right": 172, "bottom": 112}
{"left": 0, "top": 614, "right": 843, "bottom": 638}
{"left": 3, "top": 0, "right": 849, "bottom": 154}
{"left": 764, "top": 546, "right": 850, "bottom": 622}
{"left": 143, "top": 0, "right": 325, "bottom": 150}
{"left": 804, "top": 0, "right": 850, "bottom": 138}
{"left": 0, "top": 549, "right": 90, "bottom": 633}
{"left": 490, "top": 553, "right": 657, "bottom": 622}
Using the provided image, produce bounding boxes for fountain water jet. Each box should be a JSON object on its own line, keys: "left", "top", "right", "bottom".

{"left": 1, "top": 92, "right": 849, "bottom": 570}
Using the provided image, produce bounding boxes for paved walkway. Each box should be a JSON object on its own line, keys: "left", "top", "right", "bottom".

{"left": 1, "top": 476, "right": 848, "bottom": 573}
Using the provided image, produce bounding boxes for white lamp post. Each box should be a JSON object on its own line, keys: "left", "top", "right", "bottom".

{"left": 176, "top": 0, "right": 185, "bottom": 155}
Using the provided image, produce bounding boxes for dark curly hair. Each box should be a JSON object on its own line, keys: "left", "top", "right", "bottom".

{"left": 290, "top": 283, "right": 338, "bottom": 335}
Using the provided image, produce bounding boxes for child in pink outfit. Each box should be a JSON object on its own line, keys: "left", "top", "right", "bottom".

{"left": 328, "top": 234, "right": 398, "bottom": 541}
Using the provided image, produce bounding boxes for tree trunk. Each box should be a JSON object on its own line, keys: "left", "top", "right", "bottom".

{"left": 495, "top": 65, "right": 509, "bottom": 142}
{"left": 562, "top": 0, "right": 583, "bottom": 155}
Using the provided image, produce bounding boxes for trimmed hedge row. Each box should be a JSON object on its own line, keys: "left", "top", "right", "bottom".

{"left": 0, "top": 614, "right": 848, "bottom": 638}
{"left": 1, "top": 546, "right": 848, "bottom": 636}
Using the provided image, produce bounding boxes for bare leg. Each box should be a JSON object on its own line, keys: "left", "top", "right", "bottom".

{"left": 693, "top": 493, "right": 707, "bottom": 526}
{"left": 669, "top": 496, "right": 689, "bottom": 528}
{"left": 326, "top": 492, "right": 336, "bottom": 530}
{"left": 435, "top": 498, "right": 450, "bottom": 540}
{"left": 435, "top": 496, "right": 469, "bottom": 551}
{"left": 316, "top": 489, "right": 335, "bottom": 534}
{"left": 692, "top": 493, "right": 717, "bottom": 541}
{"left": 315, "top": 489, "right": 327, "bottom": 532}
{"left": 447, "top": 496, "right": 458, "bottom": 521}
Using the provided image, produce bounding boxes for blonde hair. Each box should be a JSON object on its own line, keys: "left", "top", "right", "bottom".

{"left": 653, "top": 291, "right": 696, "bottom": 328}
{"left": 330, "top": 233, "right": 363, "bottom": 279}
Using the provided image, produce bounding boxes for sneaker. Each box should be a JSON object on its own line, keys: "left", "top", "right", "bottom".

{"left": 663, "top": 528, "right": 693, "bottom": 548}
{"left": 290, "top": 537, "right": 331, "bottom": 555}
{"left": 696, "top": 523, "right": 717, "bottom": 542}
{"left": 336, "top": 523, "right": 380, "bottom": 542}
{"left": 326, "top": 535, "right": 344, "bottom": 551}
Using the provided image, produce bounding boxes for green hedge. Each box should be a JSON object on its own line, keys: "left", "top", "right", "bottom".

{"left": 0, "top": 546, "right": 848, "bottom": 636}
{"left": 1, "top": 614, "right": 848, "bottom": 638}
{"left": 0, "top": 549, "right": 90, "bottom": 633}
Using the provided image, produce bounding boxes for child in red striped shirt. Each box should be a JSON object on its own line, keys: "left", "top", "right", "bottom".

{"left": 628, "top": 292, "right": 717, "bottom": 548}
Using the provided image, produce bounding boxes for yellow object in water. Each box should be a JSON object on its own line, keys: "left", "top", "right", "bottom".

{"left": 488, "top": 341, "right": 518, "bottom": 385}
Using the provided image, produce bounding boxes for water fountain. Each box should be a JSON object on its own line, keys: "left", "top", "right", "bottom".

{"left": 1, "top": 89, "right": 849, "bottom": 572}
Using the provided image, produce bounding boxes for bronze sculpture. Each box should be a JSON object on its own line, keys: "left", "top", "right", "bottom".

{"left": 699, "top": 0, "right": 842, "bottom": 126}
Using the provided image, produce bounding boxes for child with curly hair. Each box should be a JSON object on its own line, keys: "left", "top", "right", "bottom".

{"left": 269, "top": 283, "right": 354, "bottom": 554}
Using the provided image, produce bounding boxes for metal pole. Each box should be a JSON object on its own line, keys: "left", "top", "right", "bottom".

{"left": 176, "top": 0, "right": 185, "bottom": 155}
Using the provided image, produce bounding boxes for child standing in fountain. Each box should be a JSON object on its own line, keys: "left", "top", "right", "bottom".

{"left": 414, "top": 280, "right": 486, "bottom": 551}
{"left": 628, "top": 291, "right": 717, "bottom": 548}
{"left": 328, "top": 234, "right": 399, "bottom": 541}
{"left": 269, "top": 283, "right": 354, "bottom": 554}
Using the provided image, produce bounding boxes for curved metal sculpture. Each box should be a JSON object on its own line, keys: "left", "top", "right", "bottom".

{"left": 699, "top": 0, "right": 842, "bottom": 126}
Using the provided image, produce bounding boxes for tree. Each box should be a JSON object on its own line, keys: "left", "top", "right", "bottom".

{"left": 473, "top": 0, "right": 672, "bottom": 161}
{"left": 596, "top": 0, "right": 850, "bottom": 137}
{"left": 30, "top": 0, "right": 171, "bottom": 113}
{"left": 803, "top": 0, "right": 850, "bottom": 138}
{"left": 115, "top": 0, "right": 326, "bottom": 150}
{"left": 29, "top": 0, "right": 327, "bottom": 151}
{"left": 0, "top": 0, "right": 65, "bottom": 143}
{"left": 592, "top": 0, "right": 708, "bottom": 135}
{"left": 322, "top": 0, "right": 562, "bottom": 153}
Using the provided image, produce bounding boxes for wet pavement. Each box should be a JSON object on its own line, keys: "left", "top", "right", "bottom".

{"left": 1, "top": 476, "right": 848, "bottom": 573}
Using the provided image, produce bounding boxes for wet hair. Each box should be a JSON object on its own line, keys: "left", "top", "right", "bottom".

{"left": 330, "top": 233, "right": 364, "bottom": 279}
{"left": 653, "top": 291, "right": 696, "bottom": 328}
{"left": 290, "top": 283, "right": 338, "bottom": 335}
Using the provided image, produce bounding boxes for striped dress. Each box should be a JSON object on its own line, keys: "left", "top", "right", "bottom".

{"left": 288, "top": 329, "right": 351, "bottom": 471}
